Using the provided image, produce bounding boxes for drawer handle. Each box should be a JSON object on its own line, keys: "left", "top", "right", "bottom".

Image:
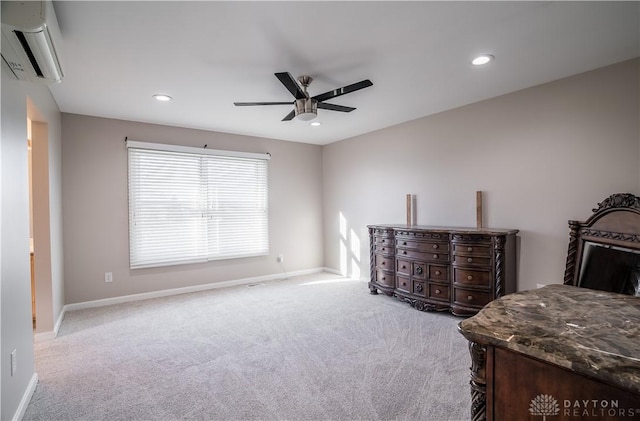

{"left": 402, "top": 282, "right": 407, "bottom": 286}
{"left": 433, "top": 254, "right": 439, "bottom": 259}
{"left": 435, "top": 289, "right": 441, "bottom": 294}
{"left": 415, "top": 283, "right": 423, "bottom": 292}
{"left": 382, "top": 239, "right": 386, "bottom": 243}
{"left": 415, "top": 267, "right": 423, "bottom": 275}
{"left": 433, "top": 244, "right": 439, "bottom": 249}
{"left": 382, "top": 248, "right": 386, "bottom": 252}
{"left": 467, "top": 257, "right": 473, "bottom": 263}
{"left": 401, "top": 265, "right": 406, "bottom": 270}
{"left": 403, "top": 241, "right": 407, "bottom": 246}
{"left": 435, "top": 270, "right": 441, "bottom": 276}
{"left": 403, "top": 251, "right": 407, "bottom": 255}
{"left": 467, "top": 247, "right": 473, "bottom": 252}
{"left": 467, "top": 275, "right": 473, "bottom": 281}
{"left": 467, "top": 295, "right": 474, "bottom": 302}
{"left": 382, "top": 277, "right": 386, "bottom": 281}
{"left": 382, "top": 261, "right": 386, "bottom": 266}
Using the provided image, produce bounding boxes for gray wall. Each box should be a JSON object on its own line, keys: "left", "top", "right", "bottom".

{"left": 61, "top": 114, "right": 324, "bottom": 304}
{"left": 1, "top": 70, "right": 64, "bottom": 418}
{"left": 322, "top": 58, "right": 640, "bottom": 292}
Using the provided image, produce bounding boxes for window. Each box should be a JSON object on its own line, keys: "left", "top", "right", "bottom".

{"left": 127, "top": 141, "right": 269, "bottom": 269}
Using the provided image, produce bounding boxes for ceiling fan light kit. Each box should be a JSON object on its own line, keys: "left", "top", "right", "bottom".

{"left": 233, "top": 72, "right": 373, "bottom": 122}
{"left": 294, "top": 98, "right": 317, "bottom": 121}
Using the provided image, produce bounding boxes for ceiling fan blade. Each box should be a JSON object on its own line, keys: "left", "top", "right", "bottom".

{"left": 234, "top": 102, "right": 292, "bottom": 106}
{"left": 312, "top": 79, "right": 373, "bottom": 102}
{"left": 275, "top": 72, "right": 307, "bottom": 100}
{"left": 317, "top": 103, "right": 355, "bottom": 113}
{"left": 282, "top": 110, "right": 296, "bottom": 121}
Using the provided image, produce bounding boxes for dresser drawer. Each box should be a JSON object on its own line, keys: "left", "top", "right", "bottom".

{"left": 375, "top": 269, "right": 394, "bottom": 287}
{"left": 454, "top": 288, "right": 492, "bottom": 307}
{"left": 396, "top": 258, "right": 411, "bottom": 275}
{"left": 374, "top": 236, "right": 394, "bottom": 247}
{"left": 397, "top": 259, "right": 427, "bottom": 279}
{"left": 452, "top": 243, "right": 491, "bottom": 257}
{"left": 375, "top": 254, "right": 394, "bottom": 271}
{"left": 396, "top": 248, "right": 449, "bottom": 263}
{"left": 396, "top": 238, "right": 449, "bottom": 252}
{"left": 374, "top": 244, "right": 394, "bottom": 255}
{"left": 453, "top": 255, "right": 491, "bottom": 267}
{"left": 428, "top": 265, "right": 448, "bottom": 281}
{"left": 412, "top": 262, "right": 427, "bottom": 279}
{"left": 413, "top": 280, "right": 427, "bottom": 297}
{"left": 396, "top": 275, "right": 411, "bottom": 293}
{"left": 429, "top": 283, "right": 450, "bottom": 302}
{"left": 454, "top": 268, "right": 492, "bottom": 287}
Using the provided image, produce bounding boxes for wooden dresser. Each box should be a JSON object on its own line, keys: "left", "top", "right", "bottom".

{"left": 458, "top": 285, "right": 640, "bottom": 421}
{"left": 368, "top": 225, "right": 518, "bottom": 316}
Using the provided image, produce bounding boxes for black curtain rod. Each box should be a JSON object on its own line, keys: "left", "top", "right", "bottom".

{"left": 125, "top": 138, "right": 269, "bottom": 156}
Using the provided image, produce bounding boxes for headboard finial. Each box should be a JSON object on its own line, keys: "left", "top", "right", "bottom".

{"left": 592, "top": 193, "right": 640, "bottom": 214}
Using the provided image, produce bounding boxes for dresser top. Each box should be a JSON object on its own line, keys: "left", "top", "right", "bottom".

{"left": 368, "top": 224, "right": 518, "bottom": 235}
{"left": 458, "top": 284, "right": 640, "bottom": 394}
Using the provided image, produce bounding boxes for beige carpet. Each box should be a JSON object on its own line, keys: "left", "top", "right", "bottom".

{"left": 24, "top": 273, "right": 471, "bottom": 421}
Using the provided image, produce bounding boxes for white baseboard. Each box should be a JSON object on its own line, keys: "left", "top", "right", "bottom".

{"left": 34, "top": 303, "right": 68, "bottom": 342}
{"left": 12, "top": 372, "right": 38, "bottom": 421}
{"left": 322, "top": 267, "right": 343, "bottom": 276}
{"left": 33, "top": 331, "right": 55, "bottom": 342}
{"left": 53, "top": 306, "right": 65, "bottom": 336}
{"left": 321, "top": 267, "right": 368, "bottom": 282}
{"left": 64, "top": 267, "right": 331, "bottom": 312}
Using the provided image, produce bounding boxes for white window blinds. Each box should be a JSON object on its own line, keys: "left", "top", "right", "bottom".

{"left": 127, "top": 141, "right": 269, "bottom": 269}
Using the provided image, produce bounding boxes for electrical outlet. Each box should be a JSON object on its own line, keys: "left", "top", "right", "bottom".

{"left": 11, "top": 349, "right": 17, "bottom": 376}
{"left": 277, "top": 254, "right": 284, "bottom": 263}
{"left": 105, "top": 272, "right": 113, "bottom": 283}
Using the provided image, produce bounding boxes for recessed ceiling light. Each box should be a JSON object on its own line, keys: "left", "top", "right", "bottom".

{"left": 153, "top": 94, "right": 173, "bottom": 102}
{"left": 310, "top": 121, "right": 321, "bottom": 126}
{"left": 472, "top": 54, "right": 494, "bottom": 66}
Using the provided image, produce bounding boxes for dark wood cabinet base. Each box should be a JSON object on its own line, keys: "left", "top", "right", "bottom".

{"left": 465, "top": 342, "right": 640, "bottom": 421}
{"left": 368, "top": 225, "right": 518, "bottom": 316}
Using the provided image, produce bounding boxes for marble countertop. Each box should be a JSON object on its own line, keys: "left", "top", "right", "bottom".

{"left": 458, "top": 284, "right": 640, "bottom": 394}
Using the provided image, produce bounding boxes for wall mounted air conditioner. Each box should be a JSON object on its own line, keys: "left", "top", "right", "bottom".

{"left": 1, "top": 0, "right": 64, "bottom": 83}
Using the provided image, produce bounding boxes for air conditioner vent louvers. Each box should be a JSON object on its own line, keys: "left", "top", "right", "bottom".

{"left": 14, "top": 30, "right": 44, "bottom": 77}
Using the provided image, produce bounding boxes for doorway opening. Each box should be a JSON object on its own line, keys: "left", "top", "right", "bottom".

{"left": 28, "top": 120, "right": 36, "bottom": 329}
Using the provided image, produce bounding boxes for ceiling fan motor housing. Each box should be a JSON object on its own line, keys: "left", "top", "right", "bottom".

{"left": 295, "top": 98, "right": 317, "bottom": 120}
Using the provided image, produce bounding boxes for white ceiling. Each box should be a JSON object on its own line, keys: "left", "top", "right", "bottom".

{"left": 49, "top": 1, "right": 639, "bottom": 145}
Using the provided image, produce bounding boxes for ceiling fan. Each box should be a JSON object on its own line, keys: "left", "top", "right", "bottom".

{"left": 233, "top": 72, "right": 373, "bottom": 121}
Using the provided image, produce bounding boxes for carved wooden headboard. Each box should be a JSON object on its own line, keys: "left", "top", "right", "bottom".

{"left": 564, "top": 193, "right": 640, "bottom": 295}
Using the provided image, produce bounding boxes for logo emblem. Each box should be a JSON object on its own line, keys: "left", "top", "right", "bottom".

{"left": 530, "top": 394, "right": 560, "bottom": 420}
